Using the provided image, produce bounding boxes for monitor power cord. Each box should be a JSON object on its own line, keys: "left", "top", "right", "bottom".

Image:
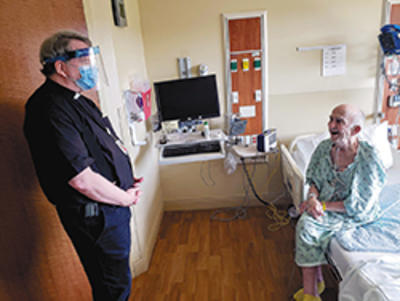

{"left": 241, "top": 155, "right": 290, "bottom": 231}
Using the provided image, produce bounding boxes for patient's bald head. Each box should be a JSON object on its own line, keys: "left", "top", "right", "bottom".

{"left": 329, "top": 104, "right": 364, "bottom": 146}
{"left": 332, "top": 104, "right": 364, "bottom": 131}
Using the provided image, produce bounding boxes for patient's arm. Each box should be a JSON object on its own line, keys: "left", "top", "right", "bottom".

{"left": 301, "top": 185, "right": 346, "bottom": 218}
{"left": 304, "top": 185, "right": 346, "bottom": 214}
{"left": 324, "top": 201, "right": 345, "bottom": 212}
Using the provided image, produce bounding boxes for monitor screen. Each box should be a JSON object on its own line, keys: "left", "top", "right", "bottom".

{"left": 154, "top": 75, "right": 220, "bottom": 122}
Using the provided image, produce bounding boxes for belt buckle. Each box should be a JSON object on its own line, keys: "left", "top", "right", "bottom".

{"left": 84, "top": 203, "right": 99, "bottom": 218}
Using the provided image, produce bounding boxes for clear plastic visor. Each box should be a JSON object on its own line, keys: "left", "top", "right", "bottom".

{"left": 70, "top": 46, "right": 109, "bottom": 88}
{"left": 46, "top": 46, "right": 109, "bottom": 88}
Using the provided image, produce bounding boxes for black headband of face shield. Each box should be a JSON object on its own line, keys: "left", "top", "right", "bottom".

{"left": 43, "top": 46, "right": 100, "bottom": 64}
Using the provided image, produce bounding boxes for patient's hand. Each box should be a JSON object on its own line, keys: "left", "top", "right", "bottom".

{"left": 300, "top": 198, "right": 325, "bottom": 219}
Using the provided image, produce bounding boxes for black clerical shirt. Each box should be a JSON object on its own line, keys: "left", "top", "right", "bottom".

{"left": 23, "top": 79, "right": 134, "bottom": 206}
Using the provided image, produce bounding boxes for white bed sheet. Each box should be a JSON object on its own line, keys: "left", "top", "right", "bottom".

{"left": 330, "top": 238, "right": 400, "bottom": 301}
{"left": 329, "top": 238, "right": 398, "bottom": 279}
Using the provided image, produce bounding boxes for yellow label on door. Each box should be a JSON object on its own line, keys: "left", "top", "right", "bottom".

{"left": 242, "top": 58, "right": 249, "bottom": 71}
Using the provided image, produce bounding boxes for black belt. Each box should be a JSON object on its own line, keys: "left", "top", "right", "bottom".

{"left": 57, "top": 201, "right": 120, "bottom": 218}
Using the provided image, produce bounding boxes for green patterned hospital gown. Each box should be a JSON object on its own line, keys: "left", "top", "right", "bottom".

{"left": 295, "top": 139, "right": 386, "bottom": 267}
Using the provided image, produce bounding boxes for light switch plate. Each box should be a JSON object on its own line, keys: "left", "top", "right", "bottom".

{"left": 255, "top": 90, "right": 262, "bottom": 102}
{"left": 232, "top": 91, "right": 239, "bottom": 104}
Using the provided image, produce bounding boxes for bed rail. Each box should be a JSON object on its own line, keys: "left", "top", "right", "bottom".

{"left": 280, "top": 144, "right": 305, "bottom": 210}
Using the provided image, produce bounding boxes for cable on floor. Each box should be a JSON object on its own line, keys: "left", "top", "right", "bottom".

{"left": 241, "top": 152, "right": 290, "bottom": 231}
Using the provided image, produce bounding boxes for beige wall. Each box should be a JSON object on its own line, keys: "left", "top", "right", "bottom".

{"left": 138, "top": 0, "right": 381, "bottom": 136}
{"left": 77, "top": 0, "right": 383, "bottom": 276}
{"left": 137, "top": 0, "right": 382, "bottom": 208}
{"left": 82, "top": 0, "right": 163, "bottom": 276}
{"left": 160, "top": 156, "right": 282, "bottom": 210}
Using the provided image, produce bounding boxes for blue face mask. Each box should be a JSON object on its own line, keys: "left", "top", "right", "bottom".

{"left": 75, "top": 65, "right": 99, "bottom": 91}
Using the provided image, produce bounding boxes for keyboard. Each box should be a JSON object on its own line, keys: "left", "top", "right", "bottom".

{"left": 162, "top": 141, "right": 222, "bottom": 158}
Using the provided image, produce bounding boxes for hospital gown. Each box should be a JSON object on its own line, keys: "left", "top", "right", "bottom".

{"left": 295, "top": 139, "right": 386, "bottom": 267}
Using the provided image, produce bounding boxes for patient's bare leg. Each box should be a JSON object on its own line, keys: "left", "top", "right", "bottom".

{"left": 316, "top": 266, "right": 323, "bottom": 283}
{"left": 303, "top": 266, "right": 318, "bottom": 296}
{"left": 294, "top": 266, "right": 324, "bottom": 300}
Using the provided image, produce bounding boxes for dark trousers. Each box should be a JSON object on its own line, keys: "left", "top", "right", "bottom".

{"left": 56, "top": 204, "right": 132, "bottom": 301}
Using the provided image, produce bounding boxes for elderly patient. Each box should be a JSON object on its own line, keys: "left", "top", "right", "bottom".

{"left": 293, "top": 104, "right": 386, "bottom": 301}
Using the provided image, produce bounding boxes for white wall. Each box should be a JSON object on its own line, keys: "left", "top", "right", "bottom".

{"left": 82, "top": 0, "right": 163, "bottom": 276}
{"left": 137, "top": 0, "right": 382, "bottom": 208}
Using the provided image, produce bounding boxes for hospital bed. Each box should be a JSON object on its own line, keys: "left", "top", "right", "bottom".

{"left": 280, "top": 121, "right": 400, "bottom": 301}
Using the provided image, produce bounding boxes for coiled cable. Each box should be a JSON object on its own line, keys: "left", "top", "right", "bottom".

{"left": 241, "top": 153, "right": 290, "bottom": 231}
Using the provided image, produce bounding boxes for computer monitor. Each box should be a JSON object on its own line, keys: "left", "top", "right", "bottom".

{"left": 154, "top": 75, "right": 220, "bottom": 122}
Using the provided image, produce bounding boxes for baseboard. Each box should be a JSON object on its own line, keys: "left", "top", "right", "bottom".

{"left": 163, "top": 191, "right": 287, "bottom": 211}
{"left": 131, "top": 203, "right": 164, "bottom": 277}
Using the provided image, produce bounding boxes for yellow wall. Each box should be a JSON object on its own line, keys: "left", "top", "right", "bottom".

{"left": 82, "top": 0, "right": 163, "bottom": 275}
{"left": 137, "top": 0, "right": 381, "bottom": 208}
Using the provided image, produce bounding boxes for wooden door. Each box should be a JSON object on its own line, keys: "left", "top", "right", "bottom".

{"left": 0, "top": 1, "right": 92, "bottom": 300}
{"left": 230, "top": 17, "right": 263, "bottom": 136}
{"left": 224, "top": 13, "right": 268, "bottom": 144}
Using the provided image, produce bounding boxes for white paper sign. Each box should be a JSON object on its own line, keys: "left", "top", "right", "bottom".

{"left": 322, "top": 45, "right": 346, "bottom": 76}
{"left": 239, "top": 105, "right": 256, "bottom": 118}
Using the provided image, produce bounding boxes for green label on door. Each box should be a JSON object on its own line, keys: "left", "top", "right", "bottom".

{"left": 231, "top": 59, "right": 238, "bottom": 72}
{"left": 254, "top": 57, "right": 261, "bottom": 70}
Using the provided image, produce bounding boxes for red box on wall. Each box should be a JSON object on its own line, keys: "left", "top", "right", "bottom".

{"left": 141, "top": 88, "right": 151, "bottom": 120}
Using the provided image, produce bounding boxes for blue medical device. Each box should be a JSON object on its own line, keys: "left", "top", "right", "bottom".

{"left": 379, "top": 24, "right": 400, "bottom": 55}
{"left": 256, "top": 129, "right": 277, "bottom": 152}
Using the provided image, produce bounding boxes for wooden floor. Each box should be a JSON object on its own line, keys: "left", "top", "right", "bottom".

{"left": 130, "top": 206, "right": 338, "bottom": 301}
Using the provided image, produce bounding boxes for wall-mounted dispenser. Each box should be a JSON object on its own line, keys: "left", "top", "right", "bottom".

{"left": 177, "top": 57, "right": 192, "bottom": 78}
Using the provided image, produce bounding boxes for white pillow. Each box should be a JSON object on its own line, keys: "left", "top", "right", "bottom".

{"left": 359, "top": 121, "right": 393, "bottom": 169}
{"left": 290, "top": 132, "right": 329, "bottom": 175}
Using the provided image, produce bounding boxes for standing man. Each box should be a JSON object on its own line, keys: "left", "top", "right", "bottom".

{"left": 23, "top": 30, "right": 141, "bottom": 301}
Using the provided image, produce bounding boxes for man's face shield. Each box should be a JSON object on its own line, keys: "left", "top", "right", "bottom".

{"left": 46, "top": 46, "right": 109, "bottom": 91}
